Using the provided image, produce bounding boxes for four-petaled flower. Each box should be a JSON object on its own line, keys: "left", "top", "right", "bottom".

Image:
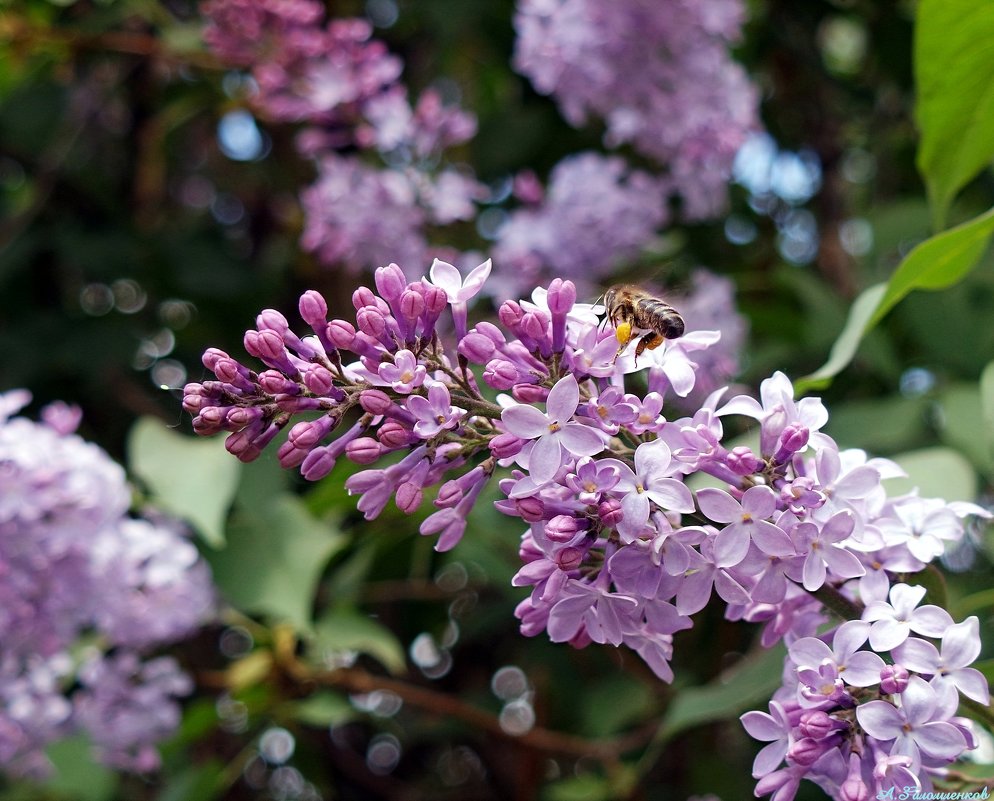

{"left": 696, "top": 485, "right": 794, "bottom": 569}
{"left": 378, "top": 349, "right": 426, "bottom": 393}
{"left": 862, "top": 583, "right": 954, "bottom": 652}
{"left": 501, "top": 375, "right": 605, "bottom": 482}
{"left": 407, "top": 382, "right": 466, "bottom": 438}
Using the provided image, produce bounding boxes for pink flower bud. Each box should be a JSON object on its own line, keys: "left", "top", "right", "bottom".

{"left": 299, "top": 290, "right": 328, "bottom": 327}
{"left": 547, "top": 278, "right": 577, "bottom": 315}
{"left": 244, "top": 329, "right": 287, "bottom": 362}
{"left": 512, "top": 384, "right": 547, "bottom": 404}
{"left": 546, "top": 515, "right": 587, "bottom": 543}
{"left": 346, "top": 437, "right": 381, "bottom": 464}
{"left": 434, "top": 480, "right": 463, "bottom": 508}
{"left": 360, "top": 389, "right": 394, "bottom": 415}
{"left": 483, "top": 359, "right": 519, "bottom": 390}
{"left": 327, "top": 320, "right": 356, "bottom": 349}
{"left": 202, "top": 348, "right": 229, "bottom": 371}
{"left": 459, "top": 331, "right": 495, "bottom": 363}
{"left": 352, "top": 286, "right": 379, "bottom": 310}
{"left": 422, "top": 283, "right": 448, "bottom": 315}
{"left": 395, "top": 481, "right": 423, "bottom": 513}
{"left": 475, "top": 321, "right": 506, "bottom": 346}
{"left": 225, "top": 430, "right": 261, "bottom": 462}
{"left": 521, "top": 312, "right": 547, "bottom": 341}
{"left": 399, "top": 288, "right": 425, "bottom": 320}
{"left": 798, "top": 710, "right": 838, "bottom": 740}
{"left": 880, "top": 664, "right": 909, "bottom": 695}
{"left": 257, "top": 309, "right": 289, "bottom": 333}
{"left": 555, "top": 546, "right": 584, "bottom": 571}
{"left": 258, "top": 370, "right": 297, "bottom": 395}
{"left": 786, "top": 737, "right": 822, "bottom": 767}
{"left": 489, "top": 432, "right": 524, "bottom": 459}
{"left": 374, "top": 263, "right": 406, "bottom": 302}
{"left": 277, "top": 440, "right": 308, "bottom": 469}
{"left": 303, "top": 365, "right": 335, "bottom": 396}
{"left": 727, "top": 446, "right": 763, "bottom": 475}
{"left": 598, "top": 499, "right": 623, "bottom": 528}
{"left": 301, "top": 446, "right": 336, "bottom": 481}
{"left": 356, "top": 307, "right": 387, "bottom": 338}
{"left": 498, "top": 300, "right": 524, "bottom": 329}
{"left": 516, "top": 497, "right": 545, "bottom": 522}
{"left": 378, "top": 419, "right": 414, "bottom": 448}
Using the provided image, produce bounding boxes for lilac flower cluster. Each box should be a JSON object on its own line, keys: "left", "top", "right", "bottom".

{"left": 201, "top": 0, "right": 482, "bottom": 276}
{"left": 0, "top": 392, "right": 213, "bottom": 776}
{"left": 492, "top": 152, "right": 668, "bottom": 293}
{"left": 513, "top": 0, "right": 761, "bottom": 219}
{"left": 183, "top": 263, "right": 990, "bottom": 797}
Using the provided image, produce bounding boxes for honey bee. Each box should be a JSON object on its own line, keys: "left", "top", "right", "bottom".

{"left": 603, "top": 284, "right": 685, "bottom": 361}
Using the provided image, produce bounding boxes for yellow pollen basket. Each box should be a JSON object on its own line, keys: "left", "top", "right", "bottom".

{"left": 615, "top": 321, "right": 633, "bottom": 345}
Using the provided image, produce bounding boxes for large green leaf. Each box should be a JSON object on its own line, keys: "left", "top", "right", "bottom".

{"left": 206, "top": 494, "right": 345, "bottom": 634}
{"left": 885, "top": 446, "right": 978, "bottom": 503}
{"left": 936, "top": 383, "right": 994, "bottom": 479}
{"left": 981, "top": 360, "right": 994, "bottom": 465}
{"left": 311, "top": 606, "right": 406, "bottom": 675}
{"left": 127, "top": 417, "right": 242, "bottom": 548}
{"left": 43, "top": 736, "right": 117, "bottom": 801}
{"left": 658, "top": 644, "right": 785, "bottom": 740}
{"left": 915, "top": 0, "right": 994, "bottom": 229}
{"left": 799, "top": 208, "right": 994, "bottom": 390}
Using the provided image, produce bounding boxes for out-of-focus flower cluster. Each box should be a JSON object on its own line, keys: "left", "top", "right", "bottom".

{"left": 202, "top": 0, "right": 762, "bottom": 287}
{"left": 0, "top": 392, "right": 213, "bottom": 777}
{"left": 202, "top": 0, "right": 481, "bottom": 275}
{"left": 513, "top": 0, "right": 761, "bottom": 220}
{"left": 184, "top": 261, "right": 990, "bottom": 799}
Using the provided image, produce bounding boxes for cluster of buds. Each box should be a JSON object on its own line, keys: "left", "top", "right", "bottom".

{"left": 185, "top": 259, "right": 991, "bottom": 800}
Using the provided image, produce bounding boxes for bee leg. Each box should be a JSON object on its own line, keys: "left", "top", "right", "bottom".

{"left": 611, "top": 321, "right": 634, "bottom": 363}
{"left": 634, "top": 332, "right": 664, "bottom": 359}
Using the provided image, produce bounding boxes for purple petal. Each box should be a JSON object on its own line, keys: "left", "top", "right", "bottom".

{"left": 528, "top": 433, "right": 563, "bottom": 482}
{"left": 952, "top": 668, "right": 991, "bottom": 704}
{"left": 545, "top": 375, "right": 579, "bottom": 422}
{"left": 501, "top": 404, "right": 549, "bottom": 438}
{"left": 646, "top": 479, "right": 695, "bottom": 514}
{"left": 855, "top": 700, "right": 903, "bottom": 740}
{"left": 869, "top": 618, "right": 911, "bottom": 652}
{"left": 713, "top": 523, "right": 750, "bottom": 568}
{"left": 751, "top": 520, "right": 795, "bottom": 557}
{"left": 788, "top": 637, "right": 833, "bottom": 668}
{"left": 842, "top": 652, "right": 886, "bottom": 687}
{"left": 559, "top": 422, "right": 605, "bottom": 457}
{"left": 405, "top": 394, "right": 432, "bottom": 421}
{"left": 716, "top": 394, "right": 765, "bottom": 419}
{"left": 834, "top": 466, "right": 881, "bottom": 498}
{"left": 676, "top": 568, "right": 713, "bottom": 615}
{"left": 820, "top": 510, "right": 855, "bottom": 543}
{"left": 914, "top": 721, "right": 967, "bottom": 760}
{"left": 664, "top": 356, "right": 696, "bottom": 398}
{"left": 821, "top": 546, "right": 865, "bottom": 579}
{"left": 752, "top": 740, "right": 789, "bottom": 779}
{"left": 620, "top": 492, "right": 651, "bottom": 531}
{"left": 635, "top": 439, "right": 672, "bottom": 478}
{"left": 696, "top": 488, "right": 741, "bottom": 524}
{"left": 801, "top": 551, "right": 827, "bottom": 591}
{"left": 428, "top": 258, "right": 461, "bottom": 297}
{"left": 741, "top": 485, "right": 777, "bottom": 518}
{"left": 893, "top": 637, "right": 940, "bottom": 674}
{"left": 941, "top": 617, "right": 982, "bottom": 669}
{"left": 547, "top": 594, "right": 593, "bottom": 642}
{"left": 910, "top": 605, "right": 954, "bottom": 638}
{"left": 740, "top": 710, "right": 783, "bottom": 742}
{"left": 458, "top": 258, "right": 491, "bottom": 300}
{"left": 899, "top": 676, "right": 937, "bottom": 725}
{"left": 714, "top": 570, "right": 751, "bottom": 606}
{"left": 833, "top": 620, "right": 870, "bottom": 659}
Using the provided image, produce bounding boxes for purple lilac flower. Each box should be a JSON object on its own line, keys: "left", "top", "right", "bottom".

{"left": 513, "top": 0, "right": 760, "bottom": 219}
{"left": 0, "top": 391, "right": 213, "bottom": 776}
{"left": 185, "top": 261, "right": 991, "bottom": 792}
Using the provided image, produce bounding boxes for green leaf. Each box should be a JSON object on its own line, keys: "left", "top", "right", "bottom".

{"left": 936, "top": 383, "right": 994, "bottom": 478}
{"left": 579, "top": 676, "right": 655, "bottom": 737}
{"left": 127, "top": 417, "right": 241, "bottom": 548}
{"left": 155, "top": 761, "right": 224, "bottom": 801}
{"left": 43, "top": 736, "right": 117, "bottom": 801}
{"left": 867, "top": 207, "right": 994, "bottom": 329}
{"left": 794, "top": 283, "right": 886, "bottom": 393}
{"left": 981, "top": 360, "right": 994, "bottom": 465}
{"left": 885, "top": 446, "right": 978, "bottom": 503}
{"left": 954, "top": 588, "right": 994, "bottom": 619}
{"left": 903, "top": 564, "right": 949, "bottom": 610}
{"left": 311, "top": 607, "right": 406, "bottom": 675}
{"left": 206, "top": 494, "right": 345, "bottom": 634}
{"left": 281, "top": 691, "right": 356, "bottom": 727}
{"left": 545, "top": 775, "right": 614, "bottom": 801}
{"left": 658, "top": 644, "right": 786, "bottom": 740}
{"left": 823, "top": 396, "right": 928, "bottom": 452}
{"left": 915, "top": 0, "right": 994, "bottom": 229}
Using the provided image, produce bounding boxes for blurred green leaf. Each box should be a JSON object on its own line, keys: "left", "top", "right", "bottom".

{"left": 281, "top": 691, "right": 355, "bottom": 728}
{"left": 311, "top": 607, "right": 406, "bottom": 675}
{"left": 206, "top": 494, "right": 345, "bottom": 634}
{"left": 884, "top": 446, "right": 978, "bottom": 502}
{"left": 43, "top": 736, "right": 117, "bottom": 801}
{"left": 954, "top": 588, "right": 994, "bottom": 619}
{"left": 824, "top": 395, "right": 928, "bottom": 452}
{"left": 795, "top": 283, "right": 886, "bottom": 392}
{"left": 155, "top": 761, "right": 224, "bottom": 801}
{"left": 545, "top": 773, "right": 623, "bottom": 801}
{"left": 936, "top": 383, "right": 994, "bottom": 478}
{"left": 915, "top": 0, "right": 994, "bottom": 228}
{"left": 579, "top": 676, "right": 655, "bottom": 738}
{"left": 659, "top": 644, "right": 786, "bottom": 740}
{"left": 904, "top": 564, "right": 949, "bottom": 610}
{"left": 981, "top": 360, "right": 994, "bottom": 463}
{"left": 127, "top": 417, "right": 241, "bottom": 548}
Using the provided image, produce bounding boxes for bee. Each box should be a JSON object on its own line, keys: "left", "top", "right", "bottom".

{"left": 603, "top": 284, "right": 685, "bottom": 361}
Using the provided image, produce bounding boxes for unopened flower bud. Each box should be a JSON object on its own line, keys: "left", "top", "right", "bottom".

{"left": 374, "top": 263, "right": 406, "bottom": 303}
{"left": 598, "top": 499, "right": 623, "bottom": 528}
{"left": 459, "top": 332, "right": 495, "bottom": 362}
{"left": 434, "top": 480, "right": 463, "bottom": 508}
{"left": 277, "top": 440, "right": 308, "bottom": 469}
{"left": 299, "top": 290, "right": 328, "bottom": 327}
{"left": 346, "top": 437, "right": 381, "bottom": 464}
{"left": 244, "top": 329, "right": 287, "bottom": 362}
{"left": 422, "top": 283, "right": 448, "bottom": 315}
{"left": 880, "top": 664, "right": 909, "bottom": 695}
{"left": 399, "top": 288, "right": 425, "bottom": 320}
{"left": 475, "top": 322, "right": 506, "bottom": 346}
{"left": 257, "top": 309, "right": 289, "bottom": 333}
{"left": 498, "top": 300, "right": 524, "bottom": 329}
{"left": 490, "top": 432, "right": 524, "bottom": 459}
{"left": 516, "top": 497, "right": 545, "bottom": 522}
{"left": 555, "top": 546, "right": 584, "bottom": 571}
{"left": 327, "top": 320, "right": 356, "bottom": 349}
{"left": 513, "top": 384, "right": 548, "bottom": 404}
{"left": 352, "top": 286, "right": 379, "bottom": 310}
{"left": 301, "top": 446, "right": 336, "bottom": 481}
{"left": 727, "top": 446, "right": 763, "bottom": 476}
{"left": 303, "top": 365, "right": 335, "bottom": 396}
{"left": 483, "top": 359, "right": 519, "bottom": 390}
{"left": 258, "top": 370, "right": 297, "bottom": 395}
{"left": 356, "top": 307, "right": 387, "bottom": 338}
{"left": 787, "top": 737, "right": 823, "bottom": 767}
{"left": 360, "top": 389, "right": 394, "bottom": 415}
{"left": 546, "top": 515, "right": 587, "bottom": 543}
{"left": 772, "top": 423, "right": 809, "bottom": 464}
{"left": 546, "top": 278, "right": 577, "bottom": 315}
{"left": 395, "top": 481, "right": 423, "bottom": 513}
{"left": 798, "top": 710, "right": 839, "bottom": 740}
{"left": 202, "top": 348, "right": 230, "bottom": 372}
{"left": 378, "top": 419, "right": 415, "bottom": 448}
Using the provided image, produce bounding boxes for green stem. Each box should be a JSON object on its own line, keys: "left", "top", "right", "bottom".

{"left": 806, "top": 581, "right": 864, "bottom": 621}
